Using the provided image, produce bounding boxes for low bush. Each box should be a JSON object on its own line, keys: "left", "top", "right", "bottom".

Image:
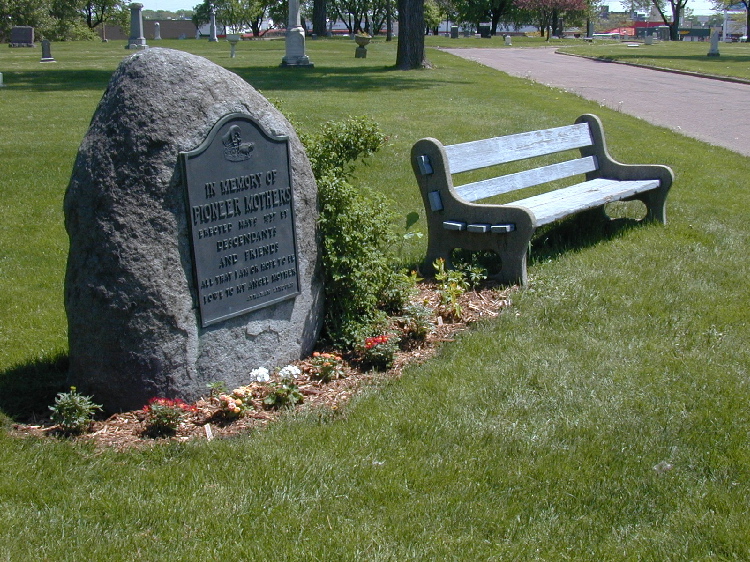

{"left": 48, "top": 386, "right": 102, "bottom": 435}
{"left": 301, "top": 117, "right": 411, "bottom": 349}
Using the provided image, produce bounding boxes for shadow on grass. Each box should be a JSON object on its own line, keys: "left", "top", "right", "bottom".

{"left": 529, "top": 213, "right": 641, "bottom": 266}
{"left": 444, "top": 214, "right": 642, "bottom": 278}
{"left": 5, "top": 70, "right": 116, "bottom": 91}
{"left": 233, "top": 64, "right": 468, "bottom": 92}
{"left": 6, "top": 64, "right": 465, "bottom": 94}
{"left": 0, "top": 354, "right": 69, "bottom": 422}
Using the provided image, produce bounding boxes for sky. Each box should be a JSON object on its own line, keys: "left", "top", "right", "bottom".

{"left": 142, "top": 0, "right": 725, "bottom": 17}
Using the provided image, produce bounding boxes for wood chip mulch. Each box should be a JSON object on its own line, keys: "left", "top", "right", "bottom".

{"left": 10, "top": 282, "right": 515, "bottom": 450}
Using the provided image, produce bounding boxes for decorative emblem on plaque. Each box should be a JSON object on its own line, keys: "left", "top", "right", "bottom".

{"left": 221, "top": 124, "right": 255, "bottom": 162}
{"left": 180, "top": 114, "right": 300, "bottom": 327}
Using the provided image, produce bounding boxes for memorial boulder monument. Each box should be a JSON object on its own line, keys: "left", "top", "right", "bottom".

{"left": 64, "top": 48, "right": 323, "bottom": 412}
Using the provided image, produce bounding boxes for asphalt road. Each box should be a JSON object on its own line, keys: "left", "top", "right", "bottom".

{"left": 443, "top": 47, "right": 750, "bottom": 157}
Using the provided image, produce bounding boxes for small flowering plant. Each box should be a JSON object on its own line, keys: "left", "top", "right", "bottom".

{"left": 143, "top": 397, "right": 196, "bottom": 437}
{"left": 307, "top": 352, "right": 346, "bottom": 382}
{"left": 216, "top": 386, "right": 253, "bottom": 419}
{"left": 358, "top": 334, "right": 399, "bottom": 371}
{"left": 250, "top": 367, "right": 270, "bottom": 383}
{"left": 263, "top": 364, "right": 304, "bottom": 409}
{"left": 278, "top": 365, "right": 301, "bottom": 382}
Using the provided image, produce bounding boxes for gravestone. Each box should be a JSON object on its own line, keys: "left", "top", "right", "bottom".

{"left": 125, "top": 3, "right": 147, "bottom": 49}
{"left": 153, "top": 22, "right": 162, "bottom": 40}
{"left": 64, "top": 48, "right": 323, "bottom": 412}
{"left": 708, "top": 27, "right": 721, "bottom": 55}
{"left": 40, "top": 39, "right": 55, "bottom": 62}
{"left": 281, "top": 0, "right": 313, "bottom": 66}
{"left": 209, "top": 6, "right": 218, "bottom": 42}
{"left": 10, "top": 26, "right": 35, "bottom": 47}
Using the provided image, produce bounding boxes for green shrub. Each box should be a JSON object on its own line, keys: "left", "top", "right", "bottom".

{"left": 48, "top": 386, "right": 102, "bottom": 435}
{"left": 379, "top": 269, "right": 421, "bottom": 315}
{"left": 300, "top": 117, "right": 409, "bottom": 350}
{"left": 302, "top": 117, "right": 387, "bottom": 180}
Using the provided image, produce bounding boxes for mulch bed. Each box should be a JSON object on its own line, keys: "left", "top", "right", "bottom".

{"left": 9, "top": 282, "right": 515, "bottom": 450}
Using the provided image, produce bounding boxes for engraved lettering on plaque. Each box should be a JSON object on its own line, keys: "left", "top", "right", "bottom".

{"left": 181, "top": 114, "right": 300, "bottom": 327}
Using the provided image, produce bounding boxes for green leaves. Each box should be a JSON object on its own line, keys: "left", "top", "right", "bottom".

{"left": 48, "top": 386, "right": 102, "bottom": 435}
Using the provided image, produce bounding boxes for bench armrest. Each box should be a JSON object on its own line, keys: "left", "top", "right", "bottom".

{"left": 576, "top": 114, "right": 674, "bottom": 190}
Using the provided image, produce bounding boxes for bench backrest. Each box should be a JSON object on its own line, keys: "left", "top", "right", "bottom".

{"left": 437, "top": 122, "right": 599, "bottom": 203}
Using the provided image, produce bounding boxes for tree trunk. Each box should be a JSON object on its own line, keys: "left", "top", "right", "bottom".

{"left": 312, "top": 0, "right": 327, "bottom": 36}
{"left": 396, "top": 0, "right": 427, "bottom": 69}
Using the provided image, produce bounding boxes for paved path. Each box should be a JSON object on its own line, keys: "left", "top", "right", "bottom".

{"left": 443, "top": 47, "right": 750, "bottom": 157}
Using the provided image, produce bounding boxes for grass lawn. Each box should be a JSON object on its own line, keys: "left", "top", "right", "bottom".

{"left": 557, "top": 39, "right": 750, "bottom": 81}
{"left": 1, "top": 38, "right": 749, "bottom": 559}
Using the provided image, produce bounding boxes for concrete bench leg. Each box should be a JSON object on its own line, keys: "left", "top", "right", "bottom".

{"left": 640, "top": 189, "right": 668, "bottom": 224}
{"left": 422, "top": 242, "right": 453, "bottom": 276}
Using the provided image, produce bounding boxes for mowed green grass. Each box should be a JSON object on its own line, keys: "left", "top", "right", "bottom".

{"left": 558, "top": 38, "right": 750, "bottom": 80}
{"left": 1, "top": 39, "right": 749, "bottom": 559}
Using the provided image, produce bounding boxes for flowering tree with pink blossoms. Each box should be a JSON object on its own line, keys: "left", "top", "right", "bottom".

{"left": 515, "top": 0, "right": 588, "bottom": 39}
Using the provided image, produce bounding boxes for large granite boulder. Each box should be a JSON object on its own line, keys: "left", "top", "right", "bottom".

{"left": 64, "top": 48, "right": 323, "bottom": 412}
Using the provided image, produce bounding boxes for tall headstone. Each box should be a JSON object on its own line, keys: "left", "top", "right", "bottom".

{"left": 209, "top": 6, "right": 218, "bottom": 42}
{"left": 154, "top": 22, "right": 162, "bottom": 40}
{"left": 64, "top": 48, "right": 323, "bottom": 412}
{"left": 10, "top": 26, "right": 35, "bottom": 47}
{"left": 126, "top": 3, "right": 147, "bottom": 49}
{"left": 707, "top": 27, "right": 720, "bottom": 57}
{"left": 40, "top": 39, "right": 55, "bottom": 62}
{"left": 281, "top": 0, "right": 313, "bottom": 67}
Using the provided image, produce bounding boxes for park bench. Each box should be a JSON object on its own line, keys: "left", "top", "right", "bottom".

{"left": 411, "top": 113, "right": 673, "bottom": 286}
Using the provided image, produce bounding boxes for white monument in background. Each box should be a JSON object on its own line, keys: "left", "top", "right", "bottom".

{"left": 281, "top": 0, "right": 313, "bottom": 67}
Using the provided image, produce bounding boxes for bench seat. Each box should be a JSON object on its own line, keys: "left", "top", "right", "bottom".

{"left": 411, "top": 114, "right": 674, "bottom": 285}
{"left": 512, "top": 177, "right": 661, "bottom": 226}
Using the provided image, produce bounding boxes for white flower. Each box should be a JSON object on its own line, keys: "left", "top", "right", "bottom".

{"left": 278, "top": 365, "right": 301, "bottom": 380}
{"left": 250, "top": 367, "right": 270, "bottom": 383}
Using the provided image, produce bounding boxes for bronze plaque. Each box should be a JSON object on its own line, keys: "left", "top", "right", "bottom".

{"left": 181, "top": 114, "right": 300, "bottom": 327}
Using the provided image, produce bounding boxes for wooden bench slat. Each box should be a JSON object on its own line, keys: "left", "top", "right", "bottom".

{"left": 455, "top": 156, "right": 598, "bottom": 202}
{"left": 445, "top": 123, "right": 593, "bottom": 174}
{"left": 514, "top": 178, "right": 661, "bottom": 225}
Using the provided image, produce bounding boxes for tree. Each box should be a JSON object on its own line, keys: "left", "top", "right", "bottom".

{"left": 312, "top": 0, "right": 326, "bottom": 35}
{"left": 193, "top": 0, "right": 269, "bottom": 36}
{"left": 0, "top": 0, "right": 53, "bottom": 40}
{"left": 454, "top": 0, "right": 515, "bottom": 34}
{"left": 650, "top": 0, "right": 690, "bottom": 40}
{"left": 79, "top": 0, "right": 128, "bottom": 29}
{"left": 396, "top": 0, "right": 427, "bottom": 69}
{"left": 515, "top": 0, "right": 586, "bottom": 38}
{"left": 424, "top": 0, "right": 441, "bottom": 33}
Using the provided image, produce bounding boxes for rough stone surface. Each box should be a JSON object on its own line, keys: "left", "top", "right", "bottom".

{"left": 64, "top": 48, "right": 323, "bottom": 412}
